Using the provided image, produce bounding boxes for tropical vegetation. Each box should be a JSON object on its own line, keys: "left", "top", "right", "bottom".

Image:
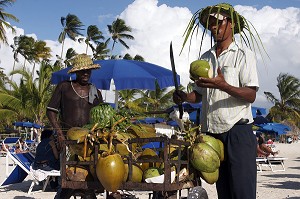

{"left": 264, "top": 73, "right": 300, "bottom": 127}
{"left": 0, "top": 6, "right": 183, "bottom": 137}
{"left": 0, "top": 0, "right": 18, "bottom": 44}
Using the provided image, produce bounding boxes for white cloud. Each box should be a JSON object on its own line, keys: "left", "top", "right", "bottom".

{"left": 1, "top": 1, "right": 299, "bottom": 109}
{"left": 119, "top": 0, "right": 300, "bottom": 109}
{"left": 0, "top": 26, "right": 88, "bottom": 82}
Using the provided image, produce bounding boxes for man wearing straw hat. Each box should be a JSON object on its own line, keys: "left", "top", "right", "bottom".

{"left": 47, "top": 53, "right": 103, "bottom": 150}
{"left": 47, "top": 54, "right": 103, "bottom": 198}
{"left": 173, "top": 3, "right": 262, "bottom": 199}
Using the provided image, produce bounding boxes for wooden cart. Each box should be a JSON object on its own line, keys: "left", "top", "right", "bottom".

{"left": 60, "top": 137, "right": 208, "bottom": 199}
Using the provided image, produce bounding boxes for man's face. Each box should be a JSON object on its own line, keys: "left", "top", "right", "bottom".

{"left": 76, "top": 69, "right": 92, "bottom": 84}
{"left": 208, "top": 16, "right": 233, "bottom": 42}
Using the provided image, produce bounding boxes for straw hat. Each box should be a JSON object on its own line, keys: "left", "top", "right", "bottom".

{"left": 199, "top": 3, "right": 245, "bottom": 34}
{"left": 68, "top": 54, "right": 100, "bottom": 73}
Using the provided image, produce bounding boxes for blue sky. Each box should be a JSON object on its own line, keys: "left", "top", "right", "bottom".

{"left": 2, "top": 0, "right": 300, "bottom": 108}
{"left": 6, "top": 0, "right": 300, "bottom": 41}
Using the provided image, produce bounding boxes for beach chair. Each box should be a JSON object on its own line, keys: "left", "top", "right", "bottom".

{"left": 2, "top": 137, "right": 22, "bottom": 174}
{"left": 0, "top": 149, "right": 60, "bottom": 194}
{"left": 256, "top": 157, "right": 267, "bottom": 173}
{"left": 1, "top": 137, "right": 21, "bottom": 157}
{"left": 266, "top": 157, "right": 288, "bottom": 172}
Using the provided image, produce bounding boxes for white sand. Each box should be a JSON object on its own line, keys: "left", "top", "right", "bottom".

{"left": 1, "top": 142, "right": 299, "bottom": 199}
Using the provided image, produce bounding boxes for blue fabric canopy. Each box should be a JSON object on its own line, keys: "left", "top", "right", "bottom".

{"left": 252, "top": 106, "right": 267, "bottom": 117}
{"left": 257, "top": 123, "right": 291, "bottom": 135}
{"left": 51, "top": 59, "right": 180, "bottom": 91}
{"left": 12, "top": 122, "right": 42, "bottom": 129}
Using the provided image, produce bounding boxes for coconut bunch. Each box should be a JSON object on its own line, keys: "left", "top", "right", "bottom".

{"left": 189, "top": 134, "right": 224, "bottom": 184}
{"left": 66, "top": 103, "right": 158, "bottom": 192}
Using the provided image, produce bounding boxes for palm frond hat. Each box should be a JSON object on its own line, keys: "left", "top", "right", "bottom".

{"left": 68, "top": 53, "right": 100, "bottom": 73}
{"left": 181, "top": 3, "right": 268, "bottom": 59}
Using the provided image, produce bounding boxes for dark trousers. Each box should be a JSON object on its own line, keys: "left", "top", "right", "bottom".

{"left": 207, "top": 124, "right": 257, "bottom": 199}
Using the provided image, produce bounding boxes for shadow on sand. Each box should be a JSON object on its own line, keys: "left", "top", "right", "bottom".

{"left": 260, "top": 173, "right": 300, "bottom": 190}
{"left": 0, "top": 179, "right": 55, "bottom": 198}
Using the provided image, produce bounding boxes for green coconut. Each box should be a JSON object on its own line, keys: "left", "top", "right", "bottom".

{"left": 198, "top": 134, "right": 221, "bottom": 159}
{"left": 200, "top": 169, "right": 219, "bottom": 184}
{"left": 123, "top": 163, "right": 143, "bottom": 182}
{"left": 190, "top": 143, "right": 220, "bottom": 173}
{"left": 96, "top": 153, "right": 125, "bottom": 192}
{"left": 115, "top": 132, "right": 137, "bottom": 155}
{"left": 217, "top": 139, "right": 225, "bottom": 162}
{"left": 138, "top": 148, "right": 161, "bottom": 171}
{"left": 143, "top": 167, "right": 163, "bottom": 180}
{"left": 190, "top": 60, "right": 213, "bottom": 80}
{"left": 69, "top": 143, "right": 93, "bottom": 158}
{"left": 67, "top": 127, "right": 89, "bottom": 142}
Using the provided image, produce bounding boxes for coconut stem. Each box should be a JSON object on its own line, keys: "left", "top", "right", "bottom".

{"left": 108, "top": 133, "right": 113, "bottom": 154}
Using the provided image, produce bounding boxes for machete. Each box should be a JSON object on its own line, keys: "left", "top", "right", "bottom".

{"left": 170, "top": 42, "right": 183, "bottom": 119}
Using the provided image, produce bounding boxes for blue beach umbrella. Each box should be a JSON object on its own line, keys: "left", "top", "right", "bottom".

{"left": 252, "top": 106, "right": 267, "bottom": 117}
{"left": 257, "top": 123, "right": 291, "bottom": 135}
{"left": 12, "top": 122, "right": 42, "bottom": 129}
{"left": 51, "top": 59, "right": 180, "bottom": 91}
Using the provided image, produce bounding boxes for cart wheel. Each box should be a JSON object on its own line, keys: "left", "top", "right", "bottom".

{"left": 187, "top": 186, "right": 208, "bottom": 199}
{"left": 62, "top": 189, "right": 97, "bottom": 199}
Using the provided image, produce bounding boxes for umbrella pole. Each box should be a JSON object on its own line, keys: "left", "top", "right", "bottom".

{"left": 114, "top": 90, "right": 119, "bottom": 110}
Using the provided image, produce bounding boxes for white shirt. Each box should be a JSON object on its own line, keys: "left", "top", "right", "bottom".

{"left": 193, "top": 42, "right": 259, "bottom": 134}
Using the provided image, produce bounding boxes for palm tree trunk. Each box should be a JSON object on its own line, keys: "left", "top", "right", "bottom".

{"left": 110, "top": 41, "right": 116, "bottom": 58}
{"left": 60, "top": 39, "right": 65, "bottom": 61}
{"left": 86, "top": 43, "right": 88, "bottom": 54}
{"left": 10, "top": 60, "right": 16, "bottom": 86}
{"left": 23, "top": 59, "right": 26, "bottom": 70}
{"left": 31, "top": 63, "right": 36, "bottom": 78}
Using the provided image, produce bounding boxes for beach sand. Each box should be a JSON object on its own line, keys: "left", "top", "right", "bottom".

{"left": 1, "top": 142, "right": 299, "bottom": 199}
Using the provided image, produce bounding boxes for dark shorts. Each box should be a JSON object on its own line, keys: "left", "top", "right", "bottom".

{"left": 207, "top": 124, "right": 257, "bottom": 199}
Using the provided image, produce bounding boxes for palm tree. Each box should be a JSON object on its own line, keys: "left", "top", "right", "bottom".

{"left": 64, "top": 48, "right": 77, "bottom": 66}
{"left": 123, "top": 53, "right": 145, "bottom": 61}
{"left": 107, "top": 18, "right": 134, "bottom": 54}
{"left": 139, "top": 82, "right": 175, "bottom": 113}
{"left": 79, "top": 25, "right": 104, "bottom": 54}
{"left": 10, "top": 36, "right": 21, "bottom": 81}
{"left": 0, "top": 0, "right": 19, "bottom": 44}
{"left": 133, "top": 54, "right": 144, "bottom": 62}
{"left": 58, "top": 14, "right": 84, "bottom": 59}
{"left": 0, "top": 61, "right": 55, "bottom": 130}
{"left": 0, "top": 73, "right": 34, "bottom": 123}
{"left": 92, "top": 39, "right": 110, "bottom": 60}
{"left": 10, "top": 35, "right": 51, "bottom": 76}
{"left": 118, "top": 89, "right": 144, "bottom": 113}
{"left": 14, "top": 35, "right": 35, "bottom": 68}
{"left": 264, "top": 73, "right": 300, "bottom": 125}
{"left": 30, "top": 40, "right": 51, "bottom": 75}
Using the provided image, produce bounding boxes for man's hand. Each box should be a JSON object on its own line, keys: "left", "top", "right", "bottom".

{"left": 173, "top": 90, "right": 187, "bottom": 104}
{"left": 195, "top": 67, "right": 256, "bottom": 103}
{"left": 57, "top": 134, "right": 66, "bottom": 153}
{"left": 195, "top": 67, "right": 228, "bottom": 90}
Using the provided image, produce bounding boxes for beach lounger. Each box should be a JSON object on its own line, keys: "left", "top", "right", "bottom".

{"left": 267, "top": 157, "right": 287, "bottom": 172}
{"left": 1, "top": 150, "right": 60, "bottom": 194}
{"left": 256, "top": 157, "right": 267, "bottom": 173}
{"left": 1, "top": 137, "right": 21, "bottom": 158}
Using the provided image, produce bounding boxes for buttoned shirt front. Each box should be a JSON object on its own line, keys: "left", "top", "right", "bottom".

{"left": 193, "top": 42, "right": 259, "bottom": 134}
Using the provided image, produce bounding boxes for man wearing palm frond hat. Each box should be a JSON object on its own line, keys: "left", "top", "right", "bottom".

{"left": 174, "top": 3, "right": 261, "bottom": 199}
